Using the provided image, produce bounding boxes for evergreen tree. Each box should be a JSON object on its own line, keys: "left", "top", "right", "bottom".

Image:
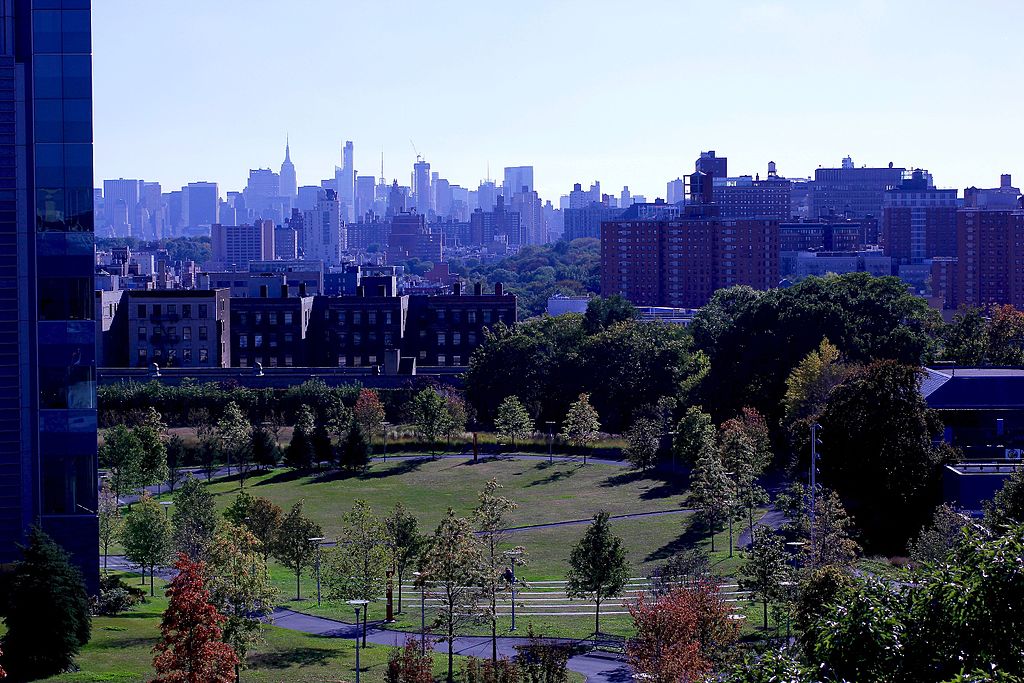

{"left": 690, "top": 447, "right": 733, "bottom": 552}
{"left": 2, "top": 527, "right": 91, "bottom": 680}
{"left": 340, "top": 420, "right": 371, "bottom": 471}
{"left": 250, "top": 425, "right": 280, "bottom": 470}
{"left": 284, "top": 405, "right": 316, "bottom": 470}
{"left": 122, "top": 492, "right": 173, "bottom": 595}
{"left": 152, "top": 554, "right": 238, "bottom": 683}
{"left": 172, "top": 475, "right": 218, "bottom": 562}
{"left": 566, "top": 511, "right": 630, "bottom": 635}
{"left": 272, "top": 501, "right": 322, "bottom": 600}
{"left": 494, "top": 395, "right": 533, "bottom": 449}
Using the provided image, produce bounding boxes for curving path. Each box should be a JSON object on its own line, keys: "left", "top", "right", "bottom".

{"left": 269, "top": 607, "right": 631, "bottom": 683}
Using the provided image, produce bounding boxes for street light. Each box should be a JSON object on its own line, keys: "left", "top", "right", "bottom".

{"left": 667, "top": 431, "right": 678, "bottom": 474}
{"left": 382, "top": 421, "right": 391, "bottom": 463}
{"left": 160, "top": 501, "right": 172, "bottom": 519}
{"left": 308, "top": 537, "right": 326, "bottom": 607}
{"left": 348, "top": 599, "right": 369, "bottom": 683}
{"left": 504, "top": 549, "right": 523, "bottom": 632}
{"left": 545, "top": 421, "right": 555, "bottom": 464}
{"left": 413, "top": 571, "right": 427, "bottom": 656}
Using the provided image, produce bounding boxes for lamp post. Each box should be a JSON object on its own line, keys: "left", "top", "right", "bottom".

{"left": 413, "top": 571, "right": 427, "bottom": 656}
{"left": 809, "top": 422, "right": 822, "bottom": 565}
{"left": 382, "top": 421, "right": 391, "bottom": 462}
{"left": 160, "top": 500, "right": 172, "bottom": 519}
{"left": 504, "top": 549, "right": 523, "bottom": 632}
{"left": 309, "top": 537, "right": 325, "bottom": 607}
{"left": 667, "top": 430, "right": 678, "bottom": 474}
{"left": 348, "top": 599, "right": 369, "bottom": 683}
{"left": 545, "top": 421, "right": 555, "bottom": 464}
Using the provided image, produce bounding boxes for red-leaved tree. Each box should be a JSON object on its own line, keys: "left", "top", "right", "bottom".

{"left": 151, "top": 553, "right": 239, "bottom": 683}
{"left": 354, "top": 388, "right": 387, "bottom": 445}
{"left": 0, "top": 645, "right": 6, "bottom": 679}
{"left": 385, "top": 639, "right": 434, "bottom": 683}
{"left": 627, "top": 580, "right": 739, "bottom": 683}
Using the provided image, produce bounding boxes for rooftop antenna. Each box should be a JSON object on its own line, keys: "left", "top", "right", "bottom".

{"left": 380, "top": 149, "right": 385, "bottom": 183}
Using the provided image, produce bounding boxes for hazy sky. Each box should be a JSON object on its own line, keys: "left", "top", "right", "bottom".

{"left": 93, "top": 0, "right": 1024, "bottom": 201}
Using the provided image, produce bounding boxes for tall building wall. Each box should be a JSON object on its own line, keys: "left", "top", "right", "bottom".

{"left": 0, "top": 0, "right": 99, "bottom": 591}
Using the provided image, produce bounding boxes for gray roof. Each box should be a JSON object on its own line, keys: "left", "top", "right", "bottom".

{"left": 923, "top": 367, "right": 1024, "bottom": 410}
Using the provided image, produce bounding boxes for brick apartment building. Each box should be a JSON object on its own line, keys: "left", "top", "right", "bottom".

{"left": 126, "top": 289, "right": 231, "bottom": 368}
{"left": 882, "top": 170, "right": 958, "bottom": 263}
{"left": 956, "top": 207, "right": 1024, "bottom": 309}
{"left": 231, "top": 284, "right": 315, "bottom": 368}
{"left": 406, "top": 282, "right": 515, "bottom": 366}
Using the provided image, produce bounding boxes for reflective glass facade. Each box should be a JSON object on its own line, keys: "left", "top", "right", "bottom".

{"left": 0, "top": 0, "right": 97, "bottom": 591}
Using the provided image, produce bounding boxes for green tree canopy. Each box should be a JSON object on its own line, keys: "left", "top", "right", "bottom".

{"left": 566, "top": 511, "right": 630, "bottom": 635}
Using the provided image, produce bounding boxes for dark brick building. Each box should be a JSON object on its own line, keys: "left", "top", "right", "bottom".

{"left": 882, "top": 171, "right": 958, "bottom": 263}
{"left": 126, "top": 289, "right": 231, "bottom": 368}
{"left": 406, "top": 282, "right": 516, "bottom": 366}
{"left": 956, "top": 207, "right": 1024, "bottom": 309}
{"left": 230, "top": 284, "right": 314, "bottom": 368}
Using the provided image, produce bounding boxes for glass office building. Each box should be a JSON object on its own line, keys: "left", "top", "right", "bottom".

{"left": 0, "top": 0, "right": 98, "bottom": 591}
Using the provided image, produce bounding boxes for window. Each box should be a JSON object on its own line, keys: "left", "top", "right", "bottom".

{"left": 239, "top": 312, "right": 247, "bottom": 325}
{"left": 182, "top": 327, "right": 191, "bottom": 341}
{"left": 437, "top": 354, "right": 446, "bottom": 365}
{"left": 483, "top": 310, "right": 492, "bottom": 323}
{"left": 167, "top": 349, "right": 176, "bottom": 364}
{"left": 353, "top": 311, "right": 362, "bottom": 325}
{"left": 182, "top": 304, "right": 192, "bottom": 319}
{"left": 137, "top": 326, "right": 146, "bottom": 341}
{"left": 183, "top": 349, "right": 192, "bottom": 364}
{"left": 369, "top": 355, "right": 378, "bottom": 365}
{"left": 285, "top": 354, "right": 293, "bottom": 367}
{"left": 368, "top": 311, "right": 376, "bottom": 325}
{"left": 136, "top": 304, "right": 146, "bottom": 318}
{"left": 468, "top": 310, "right": 477, "bottom": 323}
{"left": 385, "top": 311, "right": 392, "bottom": 325}
{"left": 138, "top": 348, "right": 147, "bottom": 364}
{"left": 239, "top": 355, "right": 248, "bottom": 368}
{"left": 199, "top": 348, "right": 209, "bottom": 363}
{"left": 284, "top": 312, "right": 293, "bottom": 325}
{"left": 269, "top": 334, "right": 278, "bottom": 348}
{"left": 153, "top": 304, "right": 161, "bottom": 316}
{"left": 167, "top": 304, "right": 176, "bottom": 315}
{"left": 255, "top": 312, "right": 263, "bottom": 325}
{"left": 453, "top": 310, "right": 461, "bottom": 323}
{"left": 284, "top": 333, "right": 293, "bottom": 343}
{"left": 453, "top": 355, "right": 461, "bottom": 365}
{"left": 239, "top": 336, "right": 248, "bottom": 349}
{"left": 419, "top": 350, "right": 426, "bottom": 360}
{"left": 254, "top": 334, "right": 263, "bottom": 348}
{"left": 269, "top": 312, "right": 278, "bottom": 325}
{"left": 198, "top": 304, "right": 208, "bottom": 318}
{"left": 437, "top": 332, "right": 446, "bottom": 346}
{"left": 468, "top": 332, "right": 477, "bottom": 345}
{"left": 199, "top": 326, "right": 208, "bottom": 340}
{"left": 354, "top": 356, "right": 362, "bottom": 367}
{"left": 436, "top": 309, "right": 445, "bottom": 321}
{"left": 453, "top": 332, "right": 461, "bottom": 346}
{"left": 353, "top": 332, "right": 362, "bottom": 346}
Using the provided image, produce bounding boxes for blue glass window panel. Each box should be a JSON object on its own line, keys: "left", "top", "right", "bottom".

{"left": 32, "top": 54, "right": 62, "bottom": 99}
{"left": 33, "top": 98, "right": 63, "bottom": 142}
{"left": 63, "top": 98, "right": 90, "bottom": 142}
{"left": 61, "top": 11, "right": 91, "bottom": 53}
{"left": 32, "top": 10, "right": 62, "bottom": 53}
{"left": 35, "top": 142, "right": 63, "bottom": 187}
{"left": 62, "top": 55, "right": 90, "bottom": 98}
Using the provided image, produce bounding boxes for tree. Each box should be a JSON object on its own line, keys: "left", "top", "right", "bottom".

{"left": 624, "top": 416, "right": 661, "bottom": 471}
{"left": 152, "top": 553, "right": 239, "bottom": 683}
{"left": 793, "top": 564, "right": 856, "bottom": 643}
{"left": 135, "top": 408, "right": 169, "bottom": 492}
{"left": 560, "top": 393, "right": 601, "bottom": 463}
{"left": 985, "top": 466, "right": 1024, "bottom": 529}
{"left": 385, "top": 502, "right": 423, "bottom": 614}
{"left": 740, "top": 526, "right": 790, "bottom": 629}
{"left": 272, "top": 501, "right": 322, "bottom": 600}
{"left": 217, "top": 401, "right": 253, "bottom": 485}
{"left": 122, "top": 492, "right": 173, "bottom": 595}
{"left": 386, "top": 639, "right": 435, "bottom": 683}
{"left": 804, "top": 488, "right": 860, "bottom": 568}
{"left": 409, "top": 387, "right": 450, "bottom": 455}
{"left": 206, "top": 523, "right": 277, "bottom": 680}
{"left": 442, "top": 392, "right": 468, "bottom": 447}
{"left": 284, "top": 405, "right": 316, "bottom": 470}
{"left": 474, "top": 478, "right": 519, "bottom": 663}
{"left": 324, "top": 500, "right": 388, "bottom": 645}
{"left": 911, "top": 504, "right": 968, "bottom": 565}
{"left": 311, "top": 423, "right": 335, "bottom": 469}
{"left": 99, "top": 423, "right": 144, "bottom": 503}
{"left": 172, "top": 475, "right": 218, "bottom": 562}
{"left": 354, "top": 388, "right": 387, "bottom": 446}
{"left": 627, "top": 580, "right": 739, "bottom": 683}
{"left": 942, "top": 307, "right": 989, "bottom": 365}
{"left": 250, "top": 425, "right": 280, "bottom": 470}
{"left": 244, "top": 497, "right": 284, "bottom": 563}
{"left": 672, "top": 405, "right": 717, "bottom": 468}
{"left": 817, "top": 360, "right": 951, "bottom": 550}
{"left": 782, "top": 338, "right": 852, "bottom": 454}
{"left": 340, "top": 420, "right": 371, "bottom": 471}
{"left": 985, "top": 304, "right": 1024, "bottom": 365}
{"left": 98, "top": 479, "right": 122, "bottom": 573}
{"left": 583, "top": 294, "right": 637, "bottom": 334}
{"left": 566, "top": 511, "right": 630, "bottom": 635}
{"left": 1, "top": 527, "right": 91, "bottom": 680}
{"left": 419, "top": 508, "right": 486, "bottom": 682}
{"left": 222, "top": 489, "right": 254, "bottom": 527}
{"left": 494, "top": 395, "right": 533, "bottom": 450}
{"left": 689, "top": 446, "right": 733, "bottom": 552}
{"left": 197, "top": 422, "right": 221, "bottom": 482}
{"left": 649, "top": 548, "right": 711, "bottom": 596}
{"left": 166, "top": 434, "right": 187, "bottom": 493}
{"left": 719, "top": 410, "right": 771, "bottom": 542}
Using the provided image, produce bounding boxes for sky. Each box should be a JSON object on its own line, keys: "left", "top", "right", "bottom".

{"left": 93, "top": 0, "right": 1024, "bottom": 201}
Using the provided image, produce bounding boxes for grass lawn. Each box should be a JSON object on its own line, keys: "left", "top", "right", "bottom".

{"left": 160, "top": 457, "right": 689, "bottom": 538}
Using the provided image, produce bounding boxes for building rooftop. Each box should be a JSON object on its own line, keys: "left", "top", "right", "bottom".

{"left": 922, "top": 366, "right": 1024, "bottom": 409}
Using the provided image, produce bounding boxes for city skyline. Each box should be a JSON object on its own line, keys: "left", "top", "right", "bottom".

{"left": 92, "top": 0, "right": 1024, "bottom": 200}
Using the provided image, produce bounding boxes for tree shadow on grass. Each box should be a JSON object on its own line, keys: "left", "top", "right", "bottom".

{"left": 253, "top": 469, "right": 307, "bottom": 487}
{"left": 599, "top": 470, "right": 688, "bottom": 501}
{"left": 91, "top": 636, "right": 159, "bottom": 650}
{"left": 247, "top": 646, "right": 338, "bottom": 670}
{"left": 643, "top": 517, "right": 708, "bottom": 563}
{"left": 358, "top": 458, "right": 426, "bottom": 480}
{"left": 524, "top": 466, "right": 579, "bottom": 487}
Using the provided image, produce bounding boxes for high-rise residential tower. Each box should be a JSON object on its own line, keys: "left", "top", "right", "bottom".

{"left": 413, "top": 157, "right": 431, "bottom": 214}
{"left": 337, "top": 140, "right": 355, "bottom": 222}
{"left": 0, "top": 0, "right": 99, "bottom": 591}
{"left": 279, "top": 138, "right": 297, "bottom": 200}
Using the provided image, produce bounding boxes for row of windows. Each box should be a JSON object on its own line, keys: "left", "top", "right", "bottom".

{"left": 237, "top": 311, "right": 299, "bottom": 326}
{"left": 138, "top": 347, "right": 210, "bottom": 364}
{"left": 238, "top": 332, "right": 298, "bottom": 348}
{"left": 138, "top": 326, "right": 208, "bottom": 341}
{"left": 136, "top": 303, "right": 210, "bottom": 319}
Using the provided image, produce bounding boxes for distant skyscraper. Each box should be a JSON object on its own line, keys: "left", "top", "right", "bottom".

{"left": 356, "top": 175, "right": 376, "bottom": 220}
{"left": 182, "top": 182, "right": 220, "bottom": 231}
{"left": 139, "top": 181, "right": 165, "bottom": 239}
{"left": 477, "top": 180, "right": 497, "bottom": 212}
{"left": 103, "top": 178, "right": 142, "bottom": 237}
{"left": 280, "top": 138, "right": 297, "bottom": 200}
{"left": 0, "top": 0, "right": 99, "bottom": 591}
{"left": 667, "top": 178, "right": 685, "bottom": 204}
{"left": 620, "top": 186, "right": 631, "bottom": 208}
{"left": 337, "top": 141, "right": 355, "bottom": 222}
{"left": 303, "top": 188, "right": 344, "bottom": 265}
{"left": 503, "top": 166, "right": 534, "bottom": 198}
{"left": 809, "top": 159, "right": 904, "bottom": 219}
{"left": 244, "top": 169, "right": 280, "bottom": 214}
{"left": 413, "top": 158, "right": 431, "bottom": 214}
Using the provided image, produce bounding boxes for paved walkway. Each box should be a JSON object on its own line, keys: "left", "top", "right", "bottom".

{"left": 269, "top": 607, "right": 631, "bottom": 683}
